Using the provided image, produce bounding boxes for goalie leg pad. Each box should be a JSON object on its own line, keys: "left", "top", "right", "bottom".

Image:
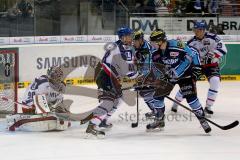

{"left": 6, "top": 114, "right": 70, "bottom": 131}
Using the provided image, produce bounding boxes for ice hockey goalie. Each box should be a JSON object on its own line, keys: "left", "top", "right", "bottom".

{"left": 6, "top": 66, "right": 71, "bottom": 131}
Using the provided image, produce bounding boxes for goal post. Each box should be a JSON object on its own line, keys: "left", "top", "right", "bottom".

{"left": 0, "top": 48, "right": 19, "bottom": 117}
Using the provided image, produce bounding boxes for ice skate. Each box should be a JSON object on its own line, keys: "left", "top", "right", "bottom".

{"left": 193, "top": 108, "right": 211, "bottom": 133}
{"left": 99, "top": 119, "right": 113, "bottom": 130}
{"left": 145, "top": 110, "right": 155, "bottom": 119}
{"left": 146, "top": 115, "right": 165, "bottom": 132}
{"left": 204, "top": 106, "right": 214, "bottom": 117}
{"left": 85, "top": 122, "right": 105, "bottom": 139}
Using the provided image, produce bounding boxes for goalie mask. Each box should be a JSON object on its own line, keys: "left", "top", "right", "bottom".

{"left": 47, "top": 66, "right": 64, "bottom": 92}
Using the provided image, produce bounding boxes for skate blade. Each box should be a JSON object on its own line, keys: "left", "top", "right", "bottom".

{"left": 146, "top": 127, "right": 164, "bottom": 132}
{"left": 204, "top": 113, "right": 212, "bottom": 118}
{"left": 84, "top": 133, "right": 105, "bottom": 139}
{"left": 145, "top": 116, "right": 155, "bottom": 120}
{"left": 99, "top": 126, "right": 112, "bottom": 132}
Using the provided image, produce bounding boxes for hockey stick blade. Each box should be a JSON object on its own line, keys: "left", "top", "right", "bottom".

{"left": 222, "top": 120, "right": 239, "bottom": 130}
{"left": 131, "top": 122, "right": 138, "bottom": 128}
{"left": 205, "top": 119, "right": 239, "bottom": 130}
{"left": 166, "top": 96, "right": 239, "bottom": 131}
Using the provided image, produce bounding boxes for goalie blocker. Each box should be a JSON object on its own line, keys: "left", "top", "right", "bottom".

{"left": 6, "top": 94, "right": 71, "bottom": 131}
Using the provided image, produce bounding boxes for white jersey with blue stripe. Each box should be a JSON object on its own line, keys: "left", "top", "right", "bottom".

{"left": 101, "top": 40, "right": 138, "bottom": 79}
{"left": 22, "top": 75, "right": 64, "bottom": 106}
{"left": 187, "top": 32, "right": 227, "bottom": 65}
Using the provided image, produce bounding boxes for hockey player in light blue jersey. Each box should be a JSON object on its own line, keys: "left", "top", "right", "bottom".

{"left": 133, "top": 30, "right": 162, "bottom": 120}
{"left": 85, "top": 27, "right": 139, "bottom": 138}
{"left": 171, "top": 20, "right": 227, "bottom": 116}
{"left": 147, "top": 29, "right": 211, "bottom": 133}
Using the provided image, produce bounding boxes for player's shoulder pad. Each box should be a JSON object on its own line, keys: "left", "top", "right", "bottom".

{"left": 187, "top": 36, "right": 196, "bottom": 45}
{"left": 168, "top": 39, "right": 185, "bottom": 49}
{"left": 205, "top": 32, "right": 221, "bottom": 42}
{"left": 35, "top": 75, "right": 49, "bottom": 84}
{"left": 142, "top": 40, "right": 151, "bottom": 49}
{"left": 104, "top": 42, "right": 117, "bottom": 51}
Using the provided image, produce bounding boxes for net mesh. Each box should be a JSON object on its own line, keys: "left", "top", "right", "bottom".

{"left": 0, "top": 49, "right": 18, "bottom": 116}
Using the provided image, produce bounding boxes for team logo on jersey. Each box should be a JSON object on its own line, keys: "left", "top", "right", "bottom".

{"left": 203, "top": 40, "right": 210, "bottom": 45}
{"left": 170, "top": 52, "right": 179, "bottom": 57}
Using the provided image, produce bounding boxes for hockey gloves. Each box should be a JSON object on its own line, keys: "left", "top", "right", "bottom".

{"left": 166, "top": 68, "right": 178, "bottom": 82}
{"left": 191, "top": 66, "right": 203, "bottom": 81}
{"left": 205, "top": 52, "right": 221, "bottom": 64}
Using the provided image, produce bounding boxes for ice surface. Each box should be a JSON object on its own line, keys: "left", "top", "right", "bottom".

{"left": 0, "top": 81, "right": 239, "bottom": 160}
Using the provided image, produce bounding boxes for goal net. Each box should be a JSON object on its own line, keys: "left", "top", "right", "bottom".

{"left": 0, "top": 48, "right": 18, "bottom": 117}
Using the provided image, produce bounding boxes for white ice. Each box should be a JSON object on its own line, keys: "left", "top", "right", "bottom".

{"left": 0, "top": 81, "right": 240, "bottom": 160}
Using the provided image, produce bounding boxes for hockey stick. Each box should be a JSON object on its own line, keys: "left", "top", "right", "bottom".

{"left": 131, "top": 91, "right": 139, "bottom": 128}
{"left": 166, "top": 96, "right": 239, "bottom": 130}
{"left": 121, "top": 84, "right": 157, "bottom": 92}
{"left": 1, "top": 95, "right": 50, "bottom": 114}
{"left": 0, "top": 96, "right": 29, "bottom": 108}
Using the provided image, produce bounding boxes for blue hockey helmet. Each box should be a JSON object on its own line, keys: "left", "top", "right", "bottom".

{"left": 194, "top": 21, "right": 207, "bottom": 30}
{"left": 117, "top": 27, "right": 133, "bottom": 39}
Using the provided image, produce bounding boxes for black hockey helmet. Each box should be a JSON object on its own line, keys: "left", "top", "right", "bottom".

{"left": 150, "top": 29, "right": 167, "bottom": 42}
{"left": 133, "top": 30, "right": 144, "bottom": 40}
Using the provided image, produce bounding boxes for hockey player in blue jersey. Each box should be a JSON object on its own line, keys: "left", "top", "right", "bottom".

{"left": 171, "top": 21, "right": 227, "bottom": 116}
{"left": 146, "top": 29, "right": 211, "bottom": 133}
{"left": 133, "top": 30, "right": 163, "bottom": 119}
{"left": 85, "top": 27, "right": 139, "bottom": 138}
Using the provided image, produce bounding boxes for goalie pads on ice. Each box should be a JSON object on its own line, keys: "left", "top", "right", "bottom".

{"left": 6, "top": 113, "right": 71, "bottom": 132}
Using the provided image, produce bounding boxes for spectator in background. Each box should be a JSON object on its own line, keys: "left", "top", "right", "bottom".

{"left": 154, "top": 0, "right": 171, "bottom": 15}
{"left": 186, "top": 0, "right": 205, "bottom": 16}
{"left": 16, "top": 0, "right": 33, "bottom": 17}
{"left": 134, "top": 0, "right": 155, "bottom": 15}
{"left": 209, "top": 24, "right": 225, "bottom": 34}
{"left": 172, "top": 0, "right": 189, "bottom": 15}
{"left": 208, "top": 0, "right": 219, "bottom": 15}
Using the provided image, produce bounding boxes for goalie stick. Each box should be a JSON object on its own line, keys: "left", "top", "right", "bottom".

{"left": 0, "top": 96, "right": 30, "bottom": 108}
{"left": 1, "top": 95, "right": 50, "bottom": 114}
{"left": 166, "top": 96, "right": 239, "bottom": 130}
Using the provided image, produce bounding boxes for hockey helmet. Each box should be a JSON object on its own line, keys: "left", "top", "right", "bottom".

{"left": 150, "top": 29, "right": 167, "bottom": 42}
{"left": 194, "top": 21, "right": 207, "bottom": 30}
{"left": 117, "top": 27, "right": 133, "bottom": 39}
{"left": 47, "top": 66, "right": 63, "bottom": 82}
{"left": 133, "top": 30, "right": 144, "bottom": 40}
